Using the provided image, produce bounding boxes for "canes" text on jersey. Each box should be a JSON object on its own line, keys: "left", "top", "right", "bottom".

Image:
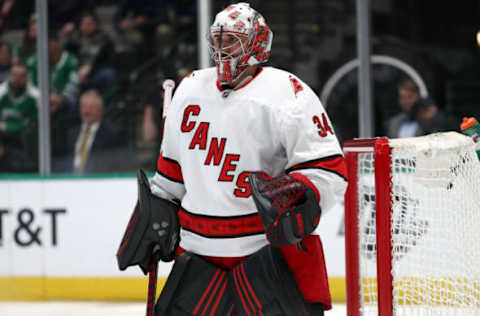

{"left": 181, "top": 105, "right": 251, "bottom": 198}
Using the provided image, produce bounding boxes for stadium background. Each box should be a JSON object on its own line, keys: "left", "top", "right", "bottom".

{"left": 1, "top": 0, "right": 479, "bottom": 304}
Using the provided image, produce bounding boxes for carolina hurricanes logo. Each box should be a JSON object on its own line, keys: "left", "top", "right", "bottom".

{"left": 229, "top": 11, "right": 241, "bottom": 19}
{"left": 289, "top": 76, "right": 304, "bottom": 96}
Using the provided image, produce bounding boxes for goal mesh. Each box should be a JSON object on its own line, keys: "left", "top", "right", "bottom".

{"left": 347, "top": 132, "right": 480, "bottom": 316}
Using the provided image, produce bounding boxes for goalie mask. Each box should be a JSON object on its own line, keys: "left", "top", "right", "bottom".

{"left": 208, "top": 2, "right": 273, "bottom": 87}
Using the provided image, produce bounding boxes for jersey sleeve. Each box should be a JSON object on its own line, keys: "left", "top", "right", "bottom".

{"left": 149, "top": 80, "right": 187, "bottom": 202}
{"left": 278, "top": 77, "right": 348, "bottom": 213}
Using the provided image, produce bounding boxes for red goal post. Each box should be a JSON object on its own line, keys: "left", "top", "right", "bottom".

{"left": 343, "top": 132, "right": 480, "bottom": 316}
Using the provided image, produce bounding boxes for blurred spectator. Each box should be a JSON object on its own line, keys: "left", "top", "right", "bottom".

{"left": 386, "top": 79, "right": 421, "bottom": 138}
{"left": 387, "top": 79, "right": 455, "bottom": 138}
{"left": 0, "top": 63, "right": 39, "bottom": 172}
{"left": 26, "top": 36, "right": 80, "bottom": 159}
{"left": 0, "top": 63, "right": 38, "bottom": 136}
{"left": 0, "top": 133, "right": 30, "bottom": 172}
{"left": 12, "top": 14, "right": 37, "bottom": 66}
{"left": 56, "top": 90, "right": 121, "bottom": 174}
{"left": 171, "top": 1, "right": 197, "bottom": 68}
{"left": 140, "top": 96, "right": 160, "bottom": 145}
{"left": 0, "top": 134, "right": 15, "bottom": 172}
{"left": 136, "top": 68, "right": 191, "bottom": 169}
{"left": 410, "top": 97, "right": 456, "bottom": 135}
{"left": 28, "top": 36, "right": 80, "bottom": 115}
{"left": 0, "top": 0, "right": 14, "bottom": 32}
{"left": 176, "top": 67, "right": 191, "bottom": 83}
{"left": 0, "top": 42, "right": 12, "bottom": 83}
{"left": 136, "top": 85, "right": 162, "bottom": 169}
{"left": 64, "top": 12, "right": 117, "bottom": 101}
{"left": 113, "top": 0, "right": 171, "bottom": 58}
{"left": 47, "top": 0, "right": 95, "bottom": 36}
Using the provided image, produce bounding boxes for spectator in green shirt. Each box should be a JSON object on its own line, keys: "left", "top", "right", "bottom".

{"left": 12, "top": 14, "right": 37, "bottom": 67}
{"left": 0, "top": 63, "right": 39, "bottom": 135}
{"left": 27, "top": 36, "right": 81, "bottom": 158}
{"left": 27, "top": 35, "right": 80, "bottom": 115}
{"left": 0, "top": 63, "right": 39, "bottom": 172}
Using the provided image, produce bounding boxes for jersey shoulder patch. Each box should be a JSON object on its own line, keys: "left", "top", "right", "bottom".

{"left": 288, "top": 75, "right": 304, "bottom": 96}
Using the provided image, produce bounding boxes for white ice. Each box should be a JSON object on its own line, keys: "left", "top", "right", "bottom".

{"left": 0, "top": 301, "right": 347, "bottom": 315}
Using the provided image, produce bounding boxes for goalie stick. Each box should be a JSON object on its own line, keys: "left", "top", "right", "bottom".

{"left": 162, "top": 79, "right": 175, "bottom": 119}
{"left": 145, "top": 78, "right": 176, "bottom": 316}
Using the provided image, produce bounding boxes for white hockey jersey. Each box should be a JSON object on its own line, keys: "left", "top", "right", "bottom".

{"left": 151, "top": 67, "right": 347, "bottom": 257}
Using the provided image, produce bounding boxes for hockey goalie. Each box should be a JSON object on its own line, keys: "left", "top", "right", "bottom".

{"left": 116, "top": 2, "right": 347, "bottom": 315}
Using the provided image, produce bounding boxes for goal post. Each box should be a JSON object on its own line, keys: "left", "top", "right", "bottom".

{"left": 344, "top": 132, "right": 480, "bottom": 316}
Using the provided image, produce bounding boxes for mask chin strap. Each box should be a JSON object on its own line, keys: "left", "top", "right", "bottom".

{"left": 233, "top": 74, "right": 252, "bottom": 89}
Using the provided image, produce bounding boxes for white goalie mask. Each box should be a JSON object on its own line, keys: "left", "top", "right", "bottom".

{"left": 208, "top": 2, "right": 273, "bottom": 86}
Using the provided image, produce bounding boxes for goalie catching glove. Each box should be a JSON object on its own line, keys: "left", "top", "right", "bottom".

{"left": 249, "top": 172, "right": 321, "bottom": 247}
{"left": 116, "top": 169, "right": 180, "bottom": 274}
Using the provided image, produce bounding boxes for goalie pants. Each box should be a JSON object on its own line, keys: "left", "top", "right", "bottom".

{"left": 175, "top": 234, "right": 331, "bottom": 310}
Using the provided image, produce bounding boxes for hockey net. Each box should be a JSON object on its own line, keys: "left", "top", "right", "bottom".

{"left": 344, "top": 132, "right": 480, "bottom": 316}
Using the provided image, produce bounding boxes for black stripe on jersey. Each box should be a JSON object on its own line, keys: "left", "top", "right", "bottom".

{"left": 155, "top": 170, "right": 184, "bottom": 184}
{"left": 285, "top": 154, "right": 348, "bottom": 182}
{"left": 285, "top": 154, "right": 344, "bottom": 172}
{"left": 161, "top": 155, "right": 180, "bottom": 164}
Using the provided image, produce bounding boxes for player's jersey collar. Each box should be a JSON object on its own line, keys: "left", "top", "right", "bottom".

{"left": 216, "top": 67, "right": 264, "bottom": 93}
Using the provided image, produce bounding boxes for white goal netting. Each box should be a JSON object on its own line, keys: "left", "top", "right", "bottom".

{"left": 355, "top": 132, "right": 480, "bottom": 316}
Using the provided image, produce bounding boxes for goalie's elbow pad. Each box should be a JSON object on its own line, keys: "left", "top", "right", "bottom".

{"left": 249, "top": 172, "right": 321, "bottom": 247}
{"left": 117, "top": 169, "right": 180, "bottom": 274}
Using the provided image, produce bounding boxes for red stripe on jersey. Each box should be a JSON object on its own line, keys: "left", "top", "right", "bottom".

{"left": 287, "top": 155, "right": 348, "bottom": 182}
{"left": 156, "top": 154, "right": 184, "bottom": 183}
{"left": 178, "top": 208, "right": 264, "bottom": 238}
